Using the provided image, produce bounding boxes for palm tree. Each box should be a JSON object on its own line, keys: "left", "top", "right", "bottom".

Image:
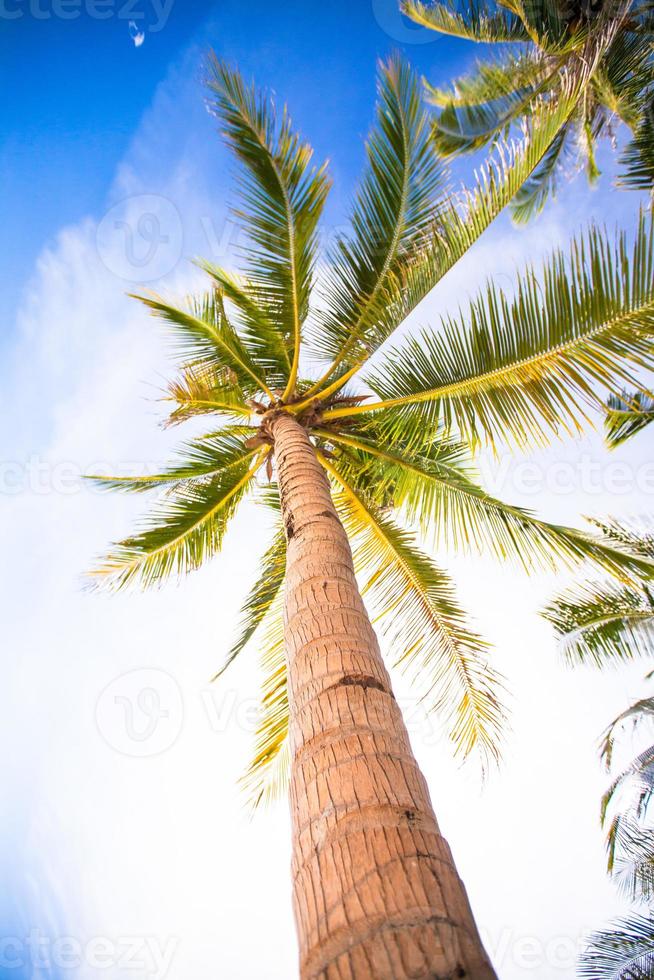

{"left": 403, "top": 0, "right": 654, "bottom": 221}
{"left": 92, "top": 54, "right": 654, "bottom": 978}
{"left": 545, "top": 520, "right": 654, "bottom": 977}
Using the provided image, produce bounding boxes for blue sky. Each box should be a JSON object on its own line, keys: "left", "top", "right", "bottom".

{"left": 3, "top": 4, "right": 654, "bottom": 980}
{"left": 0, "top": 0, "right": 474, "bottom": 349}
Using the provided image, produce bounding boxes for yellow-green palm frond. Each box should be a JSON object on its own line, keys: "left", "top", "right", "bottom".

{"left": 205, "top": 57, "right": 331, "bottom": 399}
{"left": 196, "top": 261, "right": 292, "bottom": 386}
{"left": 90, "top": 437, "right": 263, "bottom": 590}
{"left": 309, "top": 56, "right": 446, "bottom": 377}
{"left": 135, "top": 290, "right": 274, "bottom": 400}
{"left": 164, "top": 363, "right": 250, "bottom": 426}
{"left": 214, "top": 525, "right": 286, "bottom": 681}
{"left": 544, "top": 580, "right": 654, "bottom": 668}
{"left": 314, "top": 424, "right": 654, "bottom": 581}
{"left": 321, "top": 454, "right": 506, "bottom": 770}
{"left": 296, "top": 66, "right": 587, "bottom": 410}
{"left": 605, "top": 390, "right": 654, "bottom": 448}
{"left": 342, "top": 212, "right": 654, "bottom": 452}
{"left": 240, "top": 597, "right": 290, "bottom": 812}
{"left": 402, "top": 0, "right": 530, "bottom": 42}
{"left": 510, "top": 120, "right": 575, "bottom": 224}
{"left": 428, "top": 57, "right": 562, "bottom": 159}
{"left": 425, "top": 52, "right": 544, "bottom": 110}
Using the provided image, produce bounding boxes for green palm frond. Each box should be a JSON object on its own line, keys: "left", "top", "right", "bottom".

{"left": 240, "top": 598, "right": 290, "bottom": 811}
{"left": 410, "top": 0, "right": 650, "bottom": 219}
{"left": 164, "top": 364, "right": 250, "bottom": 426}
{"left": 428, "top": 60, "right": 562, "bottom": 158}
{"left": 340, "top": 213, "right": 654, "bottom": 451}
{"left": 602, "top": 743, "right": 654, "bottom": 824}
{"left": 602, "top": 695, "right": 654, "bottom": 771}
{"left": 510, "top": 121, "right": 574, "bottom": 224}
{"left": 322, "top": 453, "right": 505, "bottom": 768}
{"left": 619, "top": 112, "right": 654, "bottom": 191}
{"left": 315, "top": 425, "right": 654, "bottom": 580}
{"left": 206, "top": 57, "right": 331, "bottom": 399}
{"left": 592, "top": 519, "right": 654, "bottom": 560}
{"left": 544, "top": 580, "right": 654, "bottom": 667}
{"left": 425, "top": 50, "right": 542, "bottom": 109}
{"left": 308, "top": 56, "right": 445, "bottom": 378}
{"left": 579, "top": 913, "right": 654, "bottom": 979}
{"left": 606, "top": 390, "right": 654, "bottom": 447}
{"left": 196, "top": 261, "right": 291, "bottom": 385}
{"left": 214, "top": 525, "right": 286, "bottom": 681}
{"left": 402, "top": 0, "right": 530, "bottom": 42}
{"left": 606, "top": 813, "right": 654, "bottom": 901}
{"left": 293, "top": 68, "right": 588, "bottom": 413}
{"left": 91, "top": 438, "right": 263, "bottom": 590}
{"left": 135, "top": 290, "right": 274, "bottom": 399}
{"left": 594, "top": 29, "right": 654, "bottom": 130}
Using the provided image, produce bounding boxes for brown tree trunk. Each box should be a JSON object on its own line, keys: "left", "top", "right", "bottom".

{"left": 271, "top": 411, "right": 497, "bottom": 980}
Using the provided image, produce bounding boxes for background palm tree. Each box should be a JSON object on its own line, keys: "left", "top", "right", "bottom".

{"left": 403, "top": 0, "right": 654, "bottom": 221}
{"left": 545, "top": 393, "right": 654, "bottom": 979}
{"left": 93, "top": 53, "right": 654, "bottom": 978}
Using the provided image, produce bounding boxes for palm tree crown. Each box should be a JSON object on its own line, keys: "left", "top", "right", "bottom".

{"left": 93, "top": 54, "right": 654, "bottom": 805}
{"left": 404, "top": 0, "right": 654, "bottom": 220}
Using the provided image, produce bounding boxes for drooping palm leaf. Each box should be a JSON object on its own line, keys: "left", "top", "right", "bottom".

{"left": 214, "top": 524, "right": 286, "bottom": 681}
{"left": 240, "top": 595, "right": 290, "bottom": 811}
{"left": 603, "top": 693, "right": 654, "bottom": 770}
{"left": 429, "top": 61, "right": 563, "bottom": 158}
{"left": 425, "top": 51, "right": 544, "bottom": 110}
{"left": 321, "top": 452, "right": 505, "bottom": 768}
{"left": 407, "top": 0, "right": 652, "bottom": 218}
{"left": 314, "top": 424, "right": 654, "bottom": 580}
{"left": 90, "top": 438, "right": 263, "bottom": 589}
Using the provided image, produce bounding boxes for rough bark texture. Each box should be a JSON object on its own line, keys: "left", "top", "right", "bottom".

{"left": 272, "top": 411, "right": 497, "bottom": 980}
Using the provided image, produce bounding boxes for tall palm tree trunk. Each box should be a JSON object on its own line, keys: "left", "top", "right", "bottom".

{"left": 271, "top": 411, "right": 496, "bottom": 980}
